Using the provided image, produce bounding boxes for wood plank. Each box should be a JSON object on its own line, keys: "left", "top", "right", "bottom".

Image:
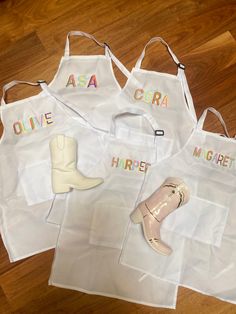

{"left": 0, "top": 285, "right": 11, "bottom": 314}
{"left": 0, "top": 31, "right": 48, "bottom": 84}
{"left": 0, "top": 250, "right": 54, "bottom": 311}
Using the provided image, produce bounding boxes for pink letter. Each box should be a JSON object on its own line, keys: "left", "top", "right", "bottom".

{"left": 87, "top": 75, "right": 98, "bottom": 88}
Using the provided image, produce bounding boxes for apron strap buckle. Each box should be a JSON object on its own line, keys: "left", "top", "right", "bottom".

{"left": 177, "top": 63, "right": 185, "bottom": 70}
{"left": 104, "top": 42, "right": 111, "bottom": 50}
{"left": 155, "top": 130, "right": 165, "bottom": 136}
{"left": 37, "top": 80, "right": 46, "bottom": 84}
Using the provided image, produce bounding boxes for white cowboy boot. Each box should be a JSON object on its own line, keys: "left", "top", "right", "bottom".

{"left": 50, "top": 135, "right": 104, "bottom": 193}
{"left": 130, "top": 177, "right": 190, "bottom": 255}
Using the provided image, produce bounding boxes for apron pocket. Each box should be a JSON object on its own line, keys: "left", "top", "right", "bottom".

{"left": 89, "top": 203, "right": 130, "bottom": 250}
{"left": 18, "top": 160, "right": 54, "bottom": 206}
{"left": 162, "top": 196, "right": 229, "bottom": 247}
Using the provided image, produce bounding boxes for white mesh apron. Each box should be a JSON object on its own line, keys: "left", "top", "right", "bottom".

{"left": 47, "top": 36, "right": 197, "bottom": 225}
{"left": 120, "top": 108, "right": 232, "bottom": 291}
{"left": 88, "top": 36, "right": 197, "bottom": 155}
{"left": 49, "top": 108, "right": 178, "bottom": 308}
{"left": 48, "top": 30, "right": 130, "bottom": 117}
{"left": 0, "top": 80, "right": 103, "bottom": 262}
{"left": 136, "top": 108, "right": 236, "bottom": 305}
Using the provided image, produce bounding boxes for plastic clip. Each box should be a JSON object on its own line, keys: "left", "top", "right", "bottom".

{"left": 155, "top": 130, "right": 165, "bottom": 136}
{"left": 177, "top": 63, "right": 185, "bottom": 70}
{"left": 37, "top": 80, "right": 46, "bottom": 84}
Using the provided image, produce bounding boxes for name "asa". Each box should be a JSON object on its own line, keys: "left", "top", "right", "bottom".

{"left": 66, "top": 74, "right": 98, "bottom": 88}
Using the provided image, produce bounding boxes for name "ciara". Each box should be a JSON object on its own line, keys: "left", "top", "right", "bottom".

{"left": 134, "top": 89, "right": 168, "bottom": 107}
{"left": 66, "top": 74, "right": 98, "bottom": 88}
{"left": 193, "top": 146, "right": 235, "bottom": 169}
{"left": 13, "top": 112, "right": 53, "bottom": 135}
{"left": 111, "top": 157, "right": 151, "bottom": 173}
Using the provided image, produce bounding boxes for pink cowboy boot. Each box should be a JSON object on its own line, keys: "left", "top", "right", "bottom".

{"left": 130, "top": 177, "right": 190, "bottom": 255}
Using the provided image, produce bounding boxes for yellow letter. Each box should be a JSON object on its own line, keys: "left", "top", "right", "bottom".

{"left": 78, "top": 75, "right": 87, "bottom": 87}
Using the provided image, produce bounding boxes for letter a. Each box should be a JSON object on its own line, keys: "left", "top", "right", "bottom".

{"left": 66, "top": 74, "right": 76, "bottom": 87}
{"left": 152, "top": 92, "right": 161, "bottom": 106}
{"left": 87, "top": 75, "right": 97, "bottom": 88}
{"left": 161, "top": 95, "right": 168, "bottom": 107}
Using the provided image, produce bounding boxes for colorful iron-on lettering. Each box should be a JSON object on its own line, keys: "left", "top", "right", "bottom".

{"left": 193, "top": 146, "right": 235, "bottom": 169}
{"left": 66, "top": 74, "right": 98, "bottom": 88}
{"left": 111, "top": 157, "right": 151, "bottom": 173}
{"left": 134, "top": 88, "right": 168, "bottom": 107}
{"left": 13, "top": 112, "right": 53, "bottom": 135}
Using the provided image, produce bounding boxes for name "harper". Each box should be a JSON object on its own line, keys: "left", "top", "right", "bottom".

{"left": 111, "top": 157, "right": 151, "bottom": 173}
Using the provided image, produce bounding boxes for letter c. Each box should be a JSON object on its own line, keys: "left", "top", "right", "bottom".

{"left": 134, "top": 89, "right": 144, "bottom": 100}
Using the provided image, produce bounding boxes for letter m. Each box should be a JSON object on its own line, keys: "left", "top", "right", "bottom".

{"left": 193, "top": 147, "right": 202, "bottom": 158}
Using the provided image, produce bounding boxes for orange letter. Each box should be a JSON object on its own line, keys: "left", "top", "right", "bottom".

{"left": 125, "top": 159, "right": 132, "bottom": 170}
{"left": 152, "top": 92, "right": 161, "bottom": 106}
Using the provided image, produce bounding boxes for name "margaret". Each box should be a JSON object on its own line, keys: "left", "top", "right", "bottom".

{"left": 193, "top": 146, "right": 235, "bottom": 169}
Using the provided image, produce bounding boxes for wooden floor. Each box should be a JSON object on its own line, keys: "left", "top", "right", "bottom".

{"left": 0, "top": 0, "right": 236, "bottom": 313}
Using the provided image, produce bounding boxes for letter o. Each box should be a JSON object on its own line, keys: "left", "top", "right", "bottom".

{"left": 13, "top": 122, "right": 23, "bottom": 135}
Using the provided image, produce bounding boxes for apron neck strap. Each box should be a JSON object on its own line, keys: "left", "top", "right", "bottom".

{"left": 105, "top": 47, "right": 131, "bottom": 79}
{"left": 134, "top": 37, "right": 197, "bottom": 122}
{"left": 177, "top": 67, "right": 197, "bottom": 122}
{"left": 64, "top": 31, "right": 106, "bottom": 56}
{"left": 64, "top": 31, "right": 131, "bottom": 79}
{"left": 135, "top": 37, "right": 181, "bottom": 70}
{"left": 1, "top": 80, "right": 47, "bottom": 106}
{"left": 110, "top": 107, "right": 164, "bottom": 138}
{"left": 197, "top": 107, "right": 231, "bottom": 138}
